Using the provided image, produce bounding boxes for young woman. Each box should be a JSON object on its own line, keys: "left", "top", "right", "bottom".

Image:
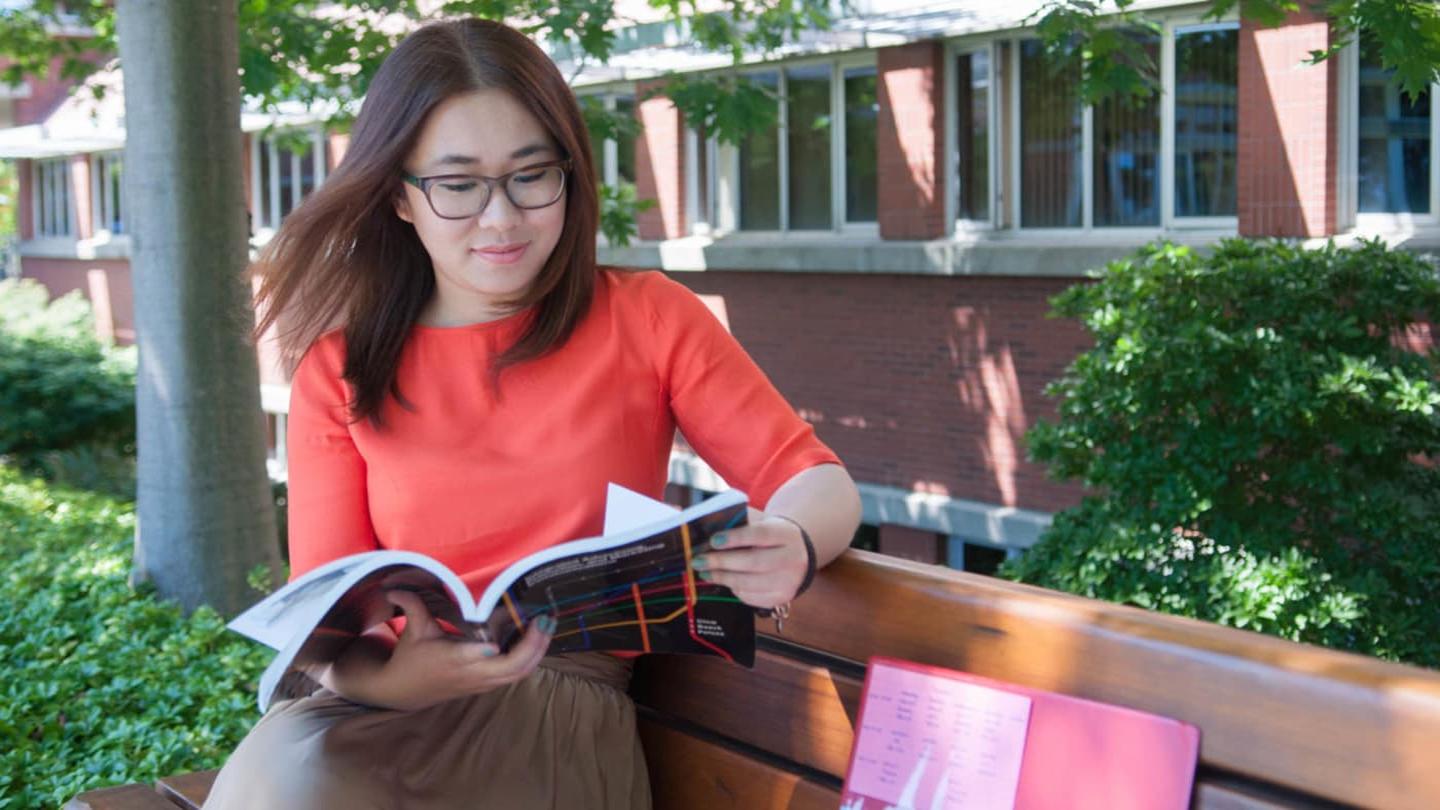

{"left": 203, "top": 17, "right": 861, "bottom": 809}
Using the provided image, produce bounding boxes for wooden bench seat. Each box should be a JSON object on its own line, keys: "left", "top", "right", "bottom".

{"left": 67, "top": 550, "right": 1440, "bottom": 810}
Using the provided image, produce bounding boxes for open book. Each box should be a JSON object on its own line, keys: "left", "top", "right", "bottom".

{"left": 228, "top": 485, "right": 755, "bottom": 711}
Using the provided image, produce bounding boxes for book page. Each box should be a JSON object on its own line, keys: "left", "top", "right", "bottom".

{"left": 603, "top": 483, "right": 680, "bottom": 536}
{"left": 843, "top": 661, "right": 1031, "bottom": 810}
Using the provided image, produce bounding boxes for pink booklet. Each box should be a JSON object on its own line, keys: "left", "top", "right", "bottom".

{"left": 840, "top": 657, "right": 1200, "bottom": 810}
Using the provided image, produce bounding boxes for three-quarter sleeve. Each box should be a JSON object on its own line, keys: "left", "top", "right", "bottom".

{"left": 645, "top": 274, "right": 841, "bottom": 508}
{"left": 284, "top": 335, "right": 378, "bottom": 578}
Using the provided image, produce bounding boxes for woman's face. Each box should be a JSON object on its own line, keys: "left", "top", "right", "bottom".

{"left": 396, "top": 88, "right": 567, "bottom": 325}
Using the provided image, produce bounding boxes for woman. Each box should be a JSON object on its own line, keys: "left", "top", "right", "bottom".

{"left": 204, "top": 17, "right": 860, "bottom": 810}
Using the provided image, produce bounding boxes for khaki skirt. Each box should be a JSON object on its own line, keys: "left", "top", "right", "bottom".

{"left": 202, "top": 653, "right": 651, "bottom": 810}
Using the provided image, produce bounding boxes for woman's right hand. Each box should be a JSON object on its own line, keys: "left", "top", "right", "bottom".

{"left": 323, "top": 588, "right": 555, "bottom": 711}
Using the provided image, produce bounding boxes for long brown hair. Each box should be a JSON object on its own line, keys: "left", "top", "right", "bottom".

{"left": 253, "top": 18, "right": 600, "bottom": 426}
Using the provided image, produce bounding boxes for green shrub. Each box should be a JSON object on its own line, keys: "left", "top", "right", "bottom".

{"left": 0, "top": 466, "right": 270, "bottom": 808}
{"left": 0, "top": 279, "right": 136, "bottom": 467}
{"left": 1005, "top": 238, "right": 1440, "bottom": 668}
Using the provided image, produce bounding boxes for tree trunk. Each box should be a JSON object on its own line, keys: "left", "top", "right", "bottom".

{"left": 116, "top": 0, "right": 282, "bottom": 615}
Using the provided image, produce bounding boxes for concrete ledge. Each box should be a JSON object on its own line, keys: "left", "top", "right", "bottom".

{"left": 667, "top": 450, "right": 1051, "bottom": 550}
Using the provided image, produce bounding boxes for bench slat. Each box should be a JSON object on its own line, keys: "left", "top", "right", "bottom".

{"left": 633, "top": 649, "right": 862, "bottom": 779}
{"left": 62, "top": 784, "right": 177, "bottom": 810}
{"left": 776, "top": 550, "right": 1440, "bottom": 809}
{"left": 155, "top": 771, "right": 215, "bottom": 810}
{"left": 638, "top": 717, "right": 840, "bottom": 810}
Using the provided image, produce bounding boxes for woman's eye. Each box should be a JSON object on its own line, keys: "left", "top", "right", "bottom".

{"left": 513, "top": 172, "right": 544, "bottom": 184}
{"left": 439, "top": 180, "right": 479, "bottom": 193}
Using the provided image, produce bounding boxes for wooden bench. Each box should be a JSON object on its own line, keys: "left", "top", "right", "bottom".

{"left": 68, "top": 550, "right": 1440, "bottom": 809}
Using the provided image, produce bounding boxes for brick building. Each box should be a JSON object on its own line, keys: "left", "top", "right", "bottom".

{"left": 2, "top": 0, "right": 1436, "bottom": 572}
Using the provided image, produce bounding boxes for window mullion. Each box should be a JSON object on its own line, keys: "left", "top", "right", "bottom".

{"left": 1010, "top": 40, "right": 1021, "bottom": 229}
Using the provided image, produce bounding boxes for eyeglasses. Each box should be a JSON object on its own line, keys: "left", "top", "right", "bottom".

{"left": 401, "top": 159, "right": 571, "bottom": 220}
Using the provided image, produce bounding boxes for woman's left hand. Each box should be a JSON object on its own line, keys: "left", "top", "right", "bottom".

{"left": 689, "top": 509, "right": 808, "bottom": 609}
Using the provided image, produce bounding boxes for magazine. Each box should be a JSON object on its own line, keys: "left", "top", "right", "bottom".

{"left": 229, "top": 485, "right": 755, "bottom": 711}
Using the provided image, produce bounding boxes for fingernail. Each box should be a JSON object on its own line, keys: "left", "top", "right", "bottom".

{"left": 540, "top": 615, "right": 557, "bottom": 634}
{"left": 711, "top": 533, "right": 728, "bottom": 548}
{"left": 691, "top": 556, "right": 709, "bottom": 570}
{"left": 481, "top": 647, "right": 497, "bottom": 658}
{"left": 698, "top": 570, "right": 713, "bottom": 582}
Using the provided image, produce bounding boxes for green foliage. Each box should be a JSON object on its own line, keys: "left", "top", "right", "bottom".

{"left": 1006, "top": 239, "right": 1440, "bottom": 668}
{"left": 0, "top": 279, "right": 136, "bottom": 468}
{"left": 599, "top": 182, "right": 657, "bottom": 247}
{"left": 1030, "top": 0, "right": 1440, "bottom": 104}
{"left": 0, "top": 466, "right": 271, "bottom": 808}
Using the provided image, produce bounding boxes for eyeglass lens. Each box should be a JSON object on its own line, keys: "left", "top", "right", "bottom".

{"left": 427, "top": 165, "right": 566, "bottom": 218}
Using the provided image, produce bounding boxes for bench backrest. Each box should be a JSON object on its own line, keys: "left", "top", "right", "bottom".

{"left": 631, "top": 549, "right": 1440, "bottom": 810}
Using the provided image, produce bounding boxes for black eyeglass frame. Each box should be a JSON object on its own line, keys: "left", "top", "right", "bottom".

{"left": 401, "top": 159, "right": 573, "bottom": 220}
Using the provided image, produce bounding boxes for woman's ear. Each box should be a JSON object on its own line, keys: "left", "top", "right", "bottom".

{"left": 394, "top": 191, "right": 414, "bottom": 224}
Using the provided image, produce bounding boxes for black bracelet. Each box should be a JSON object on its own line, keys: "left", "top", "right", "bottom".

{"left": 770, "top": 514, "right": 817, "bottom": 599}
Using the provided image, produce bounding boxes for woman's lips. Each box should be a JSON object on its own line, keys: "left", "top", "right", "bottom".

{"left": 474, "top": 242, "right": 528, "bottom": 265}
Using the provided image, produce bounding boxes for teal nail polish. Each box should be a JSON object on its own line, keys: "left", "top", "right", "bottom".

{"left": 698, "top": 570, "right": 714, "bottom": 582}
{"left": 692, "top": 555, "right": 709, "bottom": 570}
{"left": 542, "top": 615, "right": 558, "bottom": 634}
{"left": 711, "top": 533, "right": 728, "bottom": 548}
{"left": 481, "top": 648, "right": 497, "bottom": 658}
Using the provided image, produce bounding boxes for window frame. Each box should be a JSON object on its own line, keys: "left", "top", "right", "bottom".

{"left": 945, "top": 39, "right": 1001, "bottom": 234}
{"left": 712, "top": 51, "right": 880, "bottom": 237}
{"left": 32, "top": 157, "right": 74, "bottom": 238}
{"left": 89, "top": 150, "right": 123, "bottom": 238}
{"left": 1003, "top": 11, "right": 1240, "bottom": 236}
{"left": 249, "top": 127, "right": 327, "bottom": 234}
{"left": 577, "top": 85, "right": 639, "bottom": 190}
{"left": 1339, "top": 37, "right": 1440, "bottom": 232}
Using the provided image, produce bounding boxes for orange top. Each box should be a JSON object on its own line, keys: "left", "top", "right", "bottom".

{"left": 285, "top": 268, "right": 841, "bottom": 598}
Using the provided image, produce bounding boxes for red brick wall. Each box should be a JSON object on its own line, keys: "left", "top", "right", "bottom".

{"left": 13, "top": 57, "right": 75, "bottom": 126}
{"left": 635, "top": 81, "right": 686, "bottom": 241}
{"left": 877, "top": 41, "right": 946, "bottom": 240}
{"left": 1237, "top": 10, "right": 1337, "bottom": 237}
{"left": 669, "top": 271, "right": 1089, "bottom": 514}
{"left": 20, "top": 258, "right": 135, "bottom": 344}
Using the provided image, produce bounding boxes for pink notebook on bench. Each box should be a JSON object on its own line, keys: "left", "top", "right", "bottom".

{"left": 840, "top": 657, "right": 1200, "bottom": 810}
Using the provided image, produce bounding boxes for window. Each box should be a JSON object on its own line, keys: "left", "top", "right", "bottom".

{"left": 1094, "top": 29, "right": 1161, "bottom": 227}
{"left": 34, "top": 158, "right": 73, "bottom": 238}
{"left": 1019, "top": 39, "right": 1083, "bottom": 227}
{"left": 844, "top": 65, "right": 879, "bottom": 224}
{"left": 1173, "top": 25, "right": 1238, "bottom": 218}
{"left": 1012, "top": 22, "right": 1238, "bottom": 230}
{"left": 954, "top": 49, "right": 992, "bottom": 223}
{"left": 250, "top": 129, "right": 327, "bottom": 232}
{"left": 90, "top": 151, "right": 123, "bottom": 236}
{"left": 738, "top": 71, "right": 782, "bottom": 230}
{"left": 686, "top": 123, "right": 716, "bottom": 234}
{"left": 787, "top": 64, "right": 833, "bottom": 230}
{"left": 726, "top": 58, "right": 878, "bottom": 233}
{"left": 583, "top": 91, "right": 637, "bottom": 189}
{"left": 1356, "top": 35, "right": 1431, "bottom": 215}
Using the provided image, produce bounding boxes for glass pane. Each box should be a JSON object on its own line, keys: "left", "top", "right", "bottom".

{"left": 278, "top": 146, "right": 297, "bottom": 220}
{"left": 257, "top": 143, "right": 271, "bottom": 227}
{"left": 1094, "top": 29, "right": 1160, "bottom": 227}
{"left": 300, "top": 140, "right": 318, "bottom": 199}
{"left": 845, "top": 65, "right": 878, "bottom": 223}
{"left": 739, "top": 72, "right": 781, "bottom": 230}
{"left": 615, "top": 96, "right": 636, "bottom": 186}
{"left": 109, "top": 158, "right": 123, "bottom": 234}
{"left": 1175, "top": 26, "right": 1238, "bottom": 217}
{"left": 1358, "top": 35, "right": 1431, "bottom": 214}
{"left": 1020, "top": 40, "right": 1082, "bottom": 227}
{"left": 956, "top": 51, "right": 990, "bottom": 221}
{"left": 787, "top": 65, "right": 833, "bottom": 230}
